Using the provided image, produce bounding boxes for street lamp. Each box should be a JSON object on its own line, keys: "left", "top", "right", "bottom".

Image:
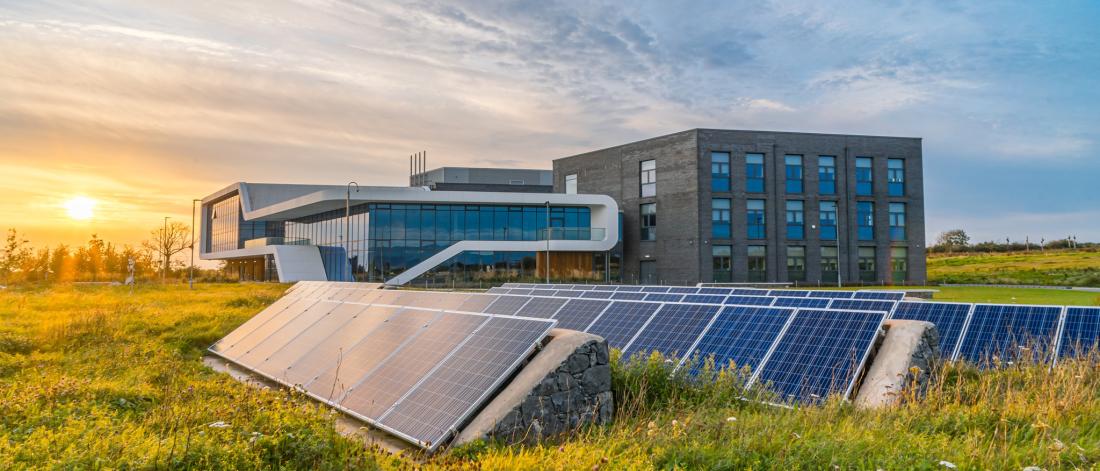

{"left": 163, "top": 216, "right": 170, "bottom": 283}
{"left": 346, "top": 182, "right": 359, "bottom": 282}
{"left": 190, "top": 198, "right": 201, "bottom": 289}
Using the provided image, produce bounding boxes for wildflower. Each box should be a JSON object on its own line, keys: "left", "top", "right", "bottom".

{"left": 1050, "top": 439, "right": 1065, "bottom": 452}
{"left": 1022, "top": 467, "right": 1041, "bottom": 471}
{"left": 207, "top": 421, "right": 229, "bottom": 429}
{"left": 726, "top": 416, "right": 737, "bottom": 423}
{"left": 938, "top": 461, "right": 956, "bottom": 469}
{"left": 671, "top": 420, "right": 679, "bottom": 427}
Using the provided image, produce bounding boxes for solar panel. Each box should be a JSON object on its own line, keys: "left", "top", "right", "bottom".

{"left": 889, "top": 302, "right": 972, "bottom": 358}
{"left": 621, "top": 304, "right": 720, "bottom": 362}
{"left": 616, "top": 286, "right": 645, "bottom": 292}
{"left": 591, "top": 285, "right": 618, "bottom": 291}
{"left": 530, "top": 289, "right": 557, "bottom": 296}
{"left": 644, "top": 293, "right": 684, "bottom": 303}
{"left": 854, "top": 291, "right": 906, "bottom": 301}
{"left": 955, "top": 304, "right": 1063, "bottom": 365}
{"left": 209, "top": 297, "right": 316, "bottom": 355}
{"left": 402, "top": 292, "right": 472, "bottom": 310}
{"left": 608, "top": 291, "right": 645, "bottom": 301}
{"left": 455, "top": 294, "right": 498, "bottom": 313}
{"left": 554, "top": 290, "right": 586, "bottom": 298}
{"left": 571, "top": 285, "right": 596, "bottom": 290}
{"left": 697, "top": 287, "right": 733, "bottom": 296}
{"left": 378, "top": 316, "right": 555, "bottom": 451}
{"left": 767, "top": 290, "right": 810, "bottom": 297}
{"left": 681, "top": 294, "right": 726, "bottom": 304}
{"left": 1058, "top": 307, "right": 1100, "bottom": 359}
{"left": 372, "top": 290, "right": 406, "bottom": 305}
{"left": 641, "top": 286, "right": 671, "bottom": 293}
{"left": 732, "top": 288, "right": 770, "bottom": 296}
{"left": 507, "top": 288, "right": 533, "bottom": 296}
{"left": 724, "top": 295, "right": 775, "bottom": 306}
{"left": 806, "top": 291, "right": 855, "bottom": 299}
{"left": 667, "top": 287, "right": 699, "bottom": 294}
{"left": 234, "top": 301, "right": 343, "bottom": 368}
{"left": 552, "top": 299, "right": 611, "bottom": 330}
{"left": 752, "top": 309, "right": 885, "bottom": 404}
{"left": 828, "top": 299, "right": 896, "bottom": 313}
{"left": 771, "top": 297, "right": 831, "bottom": 308}
{"left": 212, "top": 298, "right": 321, "bottom": 358}
{"left": 586, "top": 301, "right": 662, "bottom": 348}
{"left": 580, "top": 290, "right": 615, "bottom": 299}
{"left": 278, "top": 305, "right": 405, "bottom": 386}
{"left": 688, "top": 306, "right": 794, "bottom": 375}
{"left": 482, "top": 295, "right": 532, "bottom": 315}
{"left": 514, "top": 296, "right": 568, "bottom": 319}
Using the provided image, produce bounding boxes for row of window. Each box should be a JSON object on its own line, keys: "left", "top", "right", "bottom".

{"left": 710, "top": 153, "right": 906, "bottom": 197}
{"left": 712, "top": 246, "right": 909, "bottom": 283}
{"left": 710, "top": 200, "right": 906, "bottom": 241}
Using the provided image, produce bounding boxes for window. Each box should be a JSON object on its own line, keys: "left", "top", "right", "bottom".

{"left": 640, "top": 203, "right": 656, "bottom": 241}
{"left": 819, "top": 201, "right": 837, "bottom": 240}
{"left": 711, "top": 152, "right": 730, "bottom": 192}
{"left": 787, "top": 246, "right": 806, "bottom": 282}
{"left": 888, "top": 159, "right": 905, "bottom": 196}
{"left": 889, "top": 203, "right": 906, "bottom": 241}
{"left": 748, "top": 245, "right": 766, "bottom": 282}
{"left": 747, "top": 199, "right": 765, "bottom": 239}
{"left": 858, "top": 247, "right": 876, "bottom": 282}
{"left": 640, "top": 160, "right": 656, "bottom": 197}
{"left": 712, "top": 198, "right": 731, "bottom": 238}
{"left": 640, "top": 260, "right": 657, "bottom": 284}
{"left": 785, "top": 155, "right": 803, "bottom": 194}
{"left": 891, "top": 247, "right": 908, "bottom": 284}
{"left": 821, "top": 246, "right": 839, "bottom": 283}
{"left": 818, "top": 156, "right": 836, "bottom": 195}
{"left": 565, "top": 174, "right": 577, "bottom": 194}
{"left": 786, "top": 200, "right": 804, "bottom": 240}
{"left": 713, "top": 245, "right": 732, "bottom": 282}
{"left": 746, "top": 153, "right": 765, "bottom": 193}
{"left": 509, "top": 180, "right": 525, "bottom": 185}
{"left": 856, "top": 157, "right": 873, "bottom": 195}
{"left": 857, "top": 201, "right": 874, "bottom": 241}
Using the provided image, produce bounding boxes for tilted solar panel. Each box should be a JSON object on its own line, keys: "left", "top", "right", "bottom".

{"left": 955, "top": 304, "right": 1063, "bottom": 365}
{"left": 682, "top": 294, "right": 727, "bottom": 304}
{"left": 644, "top": 293, "right": 684, "bottom": 303}
{"left": 688, "top": 306, "right": 794, "bottom": 375}
{"left": 233, "top": 301, "right": 343, "bottom": 369}
{"left": 212, "top": 298, "right": 321, "bottom": 358}
{"left": 455, "top": 294, "right": 499, "bottom": 313}
{"left": 732, "top": 288, "right": 770, "bottom": 296}
{"left": 552, "top": 299, "right": 611, "bottom": 331}
{"left": 506, "top": 288, "right": 533, "bottom": 296}
{"left": 514, "top": 296, "right": 568, "bottom": 319}
{"left": 621, "top": 304, "right": 721, "bottom": 362}
{"left": 697, "top": 287, "right": 734, "bottom": 296}
{"left": 209, "top": 297, "right": 315, "bottom": 355}
{"left": 610, "top": 291, "right": 648, "bottom": 301}
{"left": 278, "top": 305, "right": 405, "bottom": 386}
{"left": 828, "top": 299, "right": 896, "bottom": 314}
{"left": 554, "top": 290, "right": 586, "bottom": 298}
{"left": 616, "top": 286, "right": 645, "bottom": 292}
{"left": 482, "top": 295, "right": 532, "bottom": 316}
{"left": 889, "top": 302, "right": 972, "bottom": 358}
{"left": 752, "top": 309, "right": 885, "bottom": 404}
{"left": 806, "top": 291, "right": 855, "bottom": 299}
{"left": 767, "top": 290, "right": 810, "bottom": 297}
{"left": 771, "top": 297, "right": 831, "bottom": 308}
{"left": 591, "top": 285, "right": 618, "bottom": 291}
{"left": 667, "top": 287, "right": 699, "bottom": 294}
{"left": 580, "top": 290, "right": 616, "bottom": 299}
{"left": 1058, "top": 307, "right": 1100, "bottom": 359}
{"left": 724, "top": 295, "right": 775, "bottom": 306}
{"left": 377, "top": 316, "right": 555, "bottom": 451}
{"left": 641, "top": 286, "right": 671, "bottom": 293}
{"left": 529, "top": 289, "right": 557, "bottom": 297}
{"left": 586, "top": 301, "right": 662, "bottom": 349}
{"left": 854, "top": 291, "right": 906, "bottom": 301}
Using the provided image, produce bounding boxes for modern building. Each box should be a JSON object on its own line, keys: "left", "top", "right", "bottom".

{"left": 552, "top": 129, "right": 926, "bottom": 286}
{"left": 199, "top": 182, "right": 619, "bottom": 286}
{"left": 410, "top": 167, "right": 553, "bottom": 193}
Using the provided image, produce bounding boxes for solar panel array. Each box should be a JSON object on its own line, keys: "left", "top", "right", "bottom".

{"left": 209, "top": 281, "right": 555, "bottom": 452}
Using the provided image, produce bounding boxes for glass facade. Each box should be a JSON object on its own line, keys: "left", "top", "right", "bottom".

{"left": 785, "top": 200, "right": 804, "bottom": 240}
{"left": 889, "top": 203, "right": 906, "bottom": 241}
{"left": 818, "top": 156, "right": 836, "bottom": 195}
{"left": 206, "top": 194, "right": 281, "bottom": 253}
{"left": 888, "top": 159, "right": 905, "bottom": 196}
{"left": 821, "top": 246, "right": 839, "bottom": 283}
{"left": 640, "top": 203, "right": 656, "bottom": 241}
{"left": 787, "top": 246, "right": 806, "bottom": 282}
{"left": 819, "top": 201, "right": 837, "bottom": 240}
{"left": 712, "top": 198, "right": 731, "bottom": 238}
{"left": 711, "top": 152, "right": 730, "bottom": 192}
{"left": 712, "top": 245, "right": 732, "bottom": 282}
{"left": 891, "top": 247, "right": 908, "bottom": 283}
{"left": 747, "top": 199, "right": 765, "bottom": 239}
{"left": 747, "top": 245, "right": 766, "bottom": 282}
{"left": 640, "top": 160, "right": 656, "bottom": 197}
{"left": 785, "top": 155, "right": 803, "bottom": 194}
{"left": 856, "top": 157, "right": 873, "bottom": 195}
{"left": 746, "top": 153, "right": 765, "bottom": 193}
{"left": 857, "top": 201, "right": 874, "bottom": 241}
{"left": 858, "top": 247, "right": 876, "bottom": 282}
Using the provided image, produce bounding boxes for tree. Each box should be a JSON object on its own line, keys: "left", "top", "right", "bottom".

{"left": 142, "top": 222, "right": 192, "bottom": 282}
{"left": 935, "top": 229, "right": 970, "bottom": 253}
{"left": 0, "top": 228, "right": 31, "bottom": 283}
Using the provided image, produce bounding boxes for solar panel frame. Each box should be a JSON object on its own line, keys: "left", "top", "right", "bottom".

{"left": 513, "top": 296, "right": 569, "bottom": 319}
{"left": 805, "top": 291, "right": 855, "bottom": 299}
{"left": 644, "top": 293, "right": 684, "bottom": 303}
{"left": 827, "top": 299, "right": 897, "bottom": 314}
{"left": 697, "top": 287, "right": 733, "bottom": 295}
{"left": 615, "top": 285, "right": 645, "bottom": 292}
{"left": 732, "top": 288, "right": 770, "bottom": 296}
{"left": 1056, "top": 307, "right": 1100, "bottom": 361}
{"left": 854, "top": 291, "right": 906, "bottom": 301}
{"left": 529, "top": 289, "right": 557, "bottom": 296}
{"left": 620, "top": 303, "right": 721, "bottom": 363}
{"left": 771, "top": 297, "right": 831, "bottom": 308}
{"left": 681, "top": 294, "right": 727, "bottom": 304}
{"left": 667, "top": 287, "right": 699, "bottom": 294}
{"left": 684, "top": 306, "right": 796, "bottom": 375}
{"left": 482, "top": 295, "right": 533, "bottom": 315}
{"left": 551, "top": 299, "right": 612, "bottom": 331}
{"left": 591, "top": 285, "right": 618, "bottom": 291}
{"left": 585, "top": 301, "right": 663, "bottom": 349}
{"left": 610, "top": 291, "right": 648, "bottom": 301}
{"left": 275, "top": 305, "right": 406, "bottom": 387}
{"left": 766, "top": 290, "right": 810, "bottom": 297}
{"left": 641, "top": 286, "right": 671, "bottom": 293}
{"left": 580, "top": 290, "right": 615, "bottom": 299}
{"left": 888, "top": 301, "right": 974, "bottom": 358}
{"left": 954, "top": 304, "right": 1064, "bottom": 365}
{"left": 724, "top": 295, "right": 776, "bottom": 306}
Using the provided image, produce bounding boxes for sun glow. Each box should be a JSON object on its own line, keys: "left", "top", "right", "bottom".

{"left": 63, "top": 196, "right": 96, "bottom": 220}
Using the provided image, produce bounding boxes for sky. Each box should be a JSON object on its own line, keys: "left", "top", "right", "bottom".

{"left": 1, "top": 0, "right": 1098, "bottom": 250}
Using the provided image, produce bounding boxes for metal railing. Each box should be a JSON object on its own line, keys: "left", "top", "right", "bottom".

{"left": 536, "top": 227, "right": 606, "bottom": 241}
{"left": 243, "top": 237, "right": 311, "bottom": 248}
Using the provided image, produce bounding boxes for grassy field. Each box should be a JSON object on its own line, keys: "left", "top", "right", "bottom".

{"left": 1, "top": 283, "right": 1099, "bottom": 469}
{"left": 928, "top": 249, "right": 1100, "bottom": 287}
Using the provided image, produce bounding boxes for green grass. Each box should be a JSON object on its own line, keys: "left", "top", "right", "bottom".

{"left": 2, "top": 283, "right": 1099, "bottom": 469}
{"left": 928, "top": 249, "right": 1100, "bottom": 287}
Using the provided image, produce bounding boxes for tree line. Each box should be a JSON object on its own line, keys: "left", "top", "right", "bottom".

{"left": 930, "top": 229, "right": 1094, "bottom": 254}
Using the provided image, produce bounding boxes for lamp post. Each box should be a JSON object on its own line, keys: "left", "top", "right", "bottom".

{"left": 190, "top": 199, "right": 201, "bottom": 289}
{"left": 545, "top": 201, "right": 551, "bottom": 284}
{"left": 162, "top": 216, "right": 170, "bottom": 283}
{"left": 346, "top": 182, "right": 359, "bottom": 282}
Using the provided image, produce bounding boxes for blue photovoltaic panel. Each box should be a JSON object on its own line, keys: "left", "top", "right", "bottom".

{"left": 530, "top": 289, "right": 557, "bottom": 297}
{"left": 697, "top": 287, "right": 733, "bottom": 296}
{"left": 378, "top": 316, "right": 555, "bottom": 451}
{"left": 621, "top": 304, "right": 721, "bottom": 362}
{"left": 689, "top": 306, "right": 794, "bottom": 375}
{"left": 580, "top": 290, "right": 615, "bottom": 299}
{"left": 956, "top": 304, "right": 1063, "bottom": 365}
{"left": 482, "top": 295, "right": 531, "bottom": 315}
{"left": 645, "top": 293, "right": 684, "bottom": 303}
{"left": 554, "top": 290, "right": 586, "bottom": 298}
{"left": 514, "top": 296, "right": 568, "bottom": 319}
{"left": 682, "top": 294, "right": 727, "bottom": 304}
{"left": 641, "top": 286, "right": 671, "bottom": 293}
{"left": 829, "top": 299, "right": 896, "bottom": 313}
{"left": 753, "top": 309, "right": 885, "bottom": 404}
{"left": 552, "top": 299, "right": 610, "bottom": 331}
{"left": 854, "top": 291, "right": 905, "bottom": 301}
{"left": 890, "top": 302, "right": 972, "bottom": 357}
{"left": 767, "top": 290, "right": 810, "bottom": 297}
{"left": 507, "top": 288, "right": 533, "bottom": 296}
{"left": 533, "top": 284, "right": 556, "bottom": 289}
{"left": 733, "top": 288, "right": 770, "bottom": 296}
{"left": 806, "top": 291, "right": 855, "bottom": 299}
{"left": 610, "top": 292, "right": 647, "bottom": 301}
{"left": 586, "top": 301, "right": 662, "bottom": 349}
{"left": 667, "top": 287, "right": 699, "bottom": 294}
{"left": 569, "top": 285, "right": 594, "bottom": 290}
{"left": 591, "top": 285, "right": 618, "bottom": 291}
{"left": 771, "top": 297, "right": 831, "bottom": 308}
{"left": 724, "top": 295, "right": 775, "bottom": 306}
{"left": 1058, "top": 307, "right": 1100, "bottom": 359}
{"left": 616, "top": 286, "right": 645, "bottom": 292}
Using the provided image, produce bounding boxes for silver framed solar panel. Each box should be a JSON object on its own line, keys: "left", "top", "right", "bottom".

{"left": 615, "top": 303, "right": 666, "bottom": 356}
{"left": 951, "top": 303, "right": 978, "bottom": 361}
{"left": 1050, "top": 306, "right": 1069, "bottom": 367}
{"left": 954, "top": 303, "right": 1064, "bottom": 365}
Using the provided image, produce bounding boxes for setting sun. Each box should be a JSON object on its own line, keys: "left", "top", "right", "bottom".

{"left": 63, "top": 196, "right": 96, "bottom": 221}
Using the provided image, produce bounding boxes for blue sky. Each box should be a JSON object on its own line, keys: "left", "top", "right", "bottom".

{"left": 0, "top": 0, "right": 1097, "bottom": 246}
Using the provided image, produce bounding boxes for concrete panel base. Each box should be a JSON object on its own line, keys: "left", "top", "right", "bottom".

{"left": 854, "top": 320, "right": 941, "bottom": 408}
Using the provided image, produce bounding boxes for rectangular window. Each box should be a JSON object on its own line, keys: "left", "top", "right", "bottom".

{"left": 786, "top": 200, "right": 804, "bottom": 240}
{"left": 712, "top": 245, "right": 732, "bottom": 282}
{"left": 856, "top": 157, "right": 873, "bottom": 195}
{"left": 640, "top": 203, "right": 656, "bottom": 241}
{"left": 712, "top": 198, "right": 731, "bottom": 239}
{"left": 787, "top": 246, "right": 806, "bottom": 282}
{"left": 565, "top": 174, "right": 577, "bottom": 194}
{"left": 887, "top": 159, "right": 905, "bottom": 196}
{"left": 819, "top": 201, "right": 837, "bottom": 240}
{"left": 746, "top": 153, "right": 765, "bottom": 193}
{"left": 748, "top": 245, "right": 766, "bottom": 282}
{"left": 640, "top": 160, "right": 656, "bottom": 197}
{"left": 747, "top": 199, "right": 766, "bottom": 239}
{"left": 891, "top": 247, "right": 908, "bottom": 284}
{"left": 859, "top": 247, "right": 876, "bottom": 282}
{"left": 889, "top": 203, "right": 906, "bottom": 241}
{"left": 857, "top": 201, "right": 874, "bottom": 241}
{"left": 821, "top": 246, "right": 839, "bottom": 283}
{"left": 785, "top": 155, "right": 803, "bottom": 194}
{"left": 711, "top": 152, "right": 730, "bottom": 192}
{"left": 818, "top": 156, "right": 836, "bottom": 195}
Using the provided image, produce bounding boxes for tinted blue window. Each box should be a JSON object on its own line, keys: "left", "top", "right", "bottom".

{"left": 888, "top": 159, "right": 905, "bottom": 196}
{"left": 747, "top": 200, "right": 765, "bottom": 239}
{"left": 856, "top": 157, "right": 873, "bottom": 195}
{"left": 818, "top": 156, "right": 836, "bottom": 195}
{"left": 712, "top": 198, "right": 731, "bottom": 238}
{"left": 746, "top": 153, "right": 765, "bottom": 193}
{"left": 819, "top": 201, "right": 837, "bottom": 241}
{"left": 785, "top": 155, "right": 803, "bottom": 194}
{"left": 889, "top": 203, "right": 906, "bottom": 241}
{"left": 711, "top": 152, "right": 730, "bottom": 192}
{"left": 786, "top": 201, "right": 804, "bottom": 240}
{"left": 858, "top": 201, "right": 874, "bottom": 241}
